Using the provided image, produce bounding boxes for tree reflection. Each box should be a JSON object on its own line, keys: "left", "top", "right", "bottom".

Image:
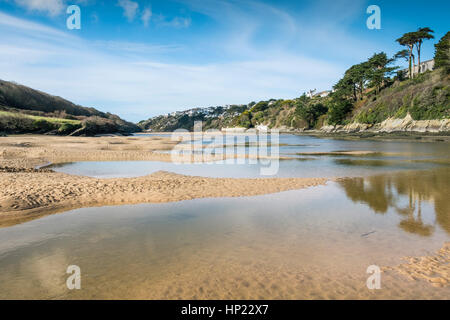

{"left": 338, "top": 168, "right": 450, "bottom": 236}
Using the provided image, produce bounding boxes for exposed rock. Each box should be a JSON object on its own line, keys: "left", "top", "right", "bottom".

{"left": 320, "top": 114, "right": 450, "bottom": 134}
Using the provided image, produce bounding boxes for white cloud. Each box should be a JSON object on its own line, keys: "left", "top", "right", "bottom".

{"left": 141, "top": 7, "right": 152, "bottom": 27}
{"left": 0, "top": 10, "right": 344, "bottom": 122}
{"left": 152, "top": 14, "right": 191, "bottom": 29}
{"left": 14, "top": 0, "right": 65, "bottom": 16}
{"left": 117, "top": 0, "right": 139, "bottom": 22}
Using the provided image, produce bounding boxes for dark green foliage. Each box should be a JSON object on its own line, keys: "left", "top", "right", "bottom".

{"left": 295, "top": 102, "right": 328, "bottom": 128}
{"left": 367, "top": 52, "right": 397, "bottom": 94}
{"left": 32, "top": 119, "right": 56, "bottom": 132}
{"left": 249, "top": 101, "right": 268, "bottom": 113}
{"left": 357, "top": 103, "right": 389, "bottom": 124}
{"left": 58, "top": 122, "right": 82, "bottom": 134}
{"left": 414, "top": 27, "right": 435, "bottom": 71}
{"left": 238, "top": 110, "right": 252, "bottom": 128}
{"left": 327, "top": 100, "right": 353, "bottom": 125}
{"left": 434, "top": 32, "right": 450, "bottom": 74}
{"left": 396, "top": 32, "right": 418, "bottom": 79}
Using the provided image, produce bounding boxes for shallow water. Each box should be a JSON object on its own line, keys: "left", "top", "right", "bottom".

{"left": 51, "top": 135, "right": 449, "bottom": 178}
{"left": 0, "top": 168, "right": 449, "bottom": 299}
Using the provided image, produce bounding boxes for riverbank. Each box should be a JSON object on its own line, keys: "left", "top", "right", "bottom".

{"left": 0, "top": 135, "right": 328, "bottom": 227}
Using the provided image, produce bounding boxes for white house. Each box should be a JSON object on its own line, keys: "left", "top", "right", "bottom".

{"left": 401, "top": 59, "right": 435, "bottom": 78}
{"left": 314, "top": 90, "right": 332, "bottom": 98}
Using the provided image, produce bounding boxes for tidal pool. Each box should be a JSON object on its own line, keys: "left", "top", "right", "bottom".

{"left": 0, "top": 169, "right": 448, "bottom": 299}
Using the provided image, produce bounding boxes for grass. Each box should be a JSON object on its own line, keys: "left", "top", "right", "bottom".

{"left": 0, "top": 110, "right": 81, "bottom": 125}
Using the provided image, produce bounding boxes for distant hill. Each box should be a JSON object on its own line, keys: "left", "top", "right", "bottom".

{"left": 138, "top": 105, "right": 249, "bottom": 132}
{"left": 138, "top": 69, "right": 449, "bottom": 133}
{"left": 139, "top": 30, "right": 450, "bottom": 133}
{"left": 0, "top": 80, "right": 140, "bottom": 135}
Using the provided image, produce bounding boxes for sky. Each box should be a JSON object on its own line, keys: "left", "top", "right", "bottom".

{"left": 0, "top": 0, "right": 449, "bottom": 122}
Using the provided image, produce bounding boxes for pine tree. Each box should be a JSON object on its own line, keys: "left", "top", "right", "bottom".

{"left": 434, "top": 32, "right": 450, "bottom": 74}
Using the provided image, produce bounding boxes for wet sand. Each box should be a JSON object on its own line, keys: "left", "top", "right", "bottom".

{"left": 384, "top": 243, "right": 449, "bottom": 288}
{"left": 0, "top": 135, "right": 327, "bottom": 227}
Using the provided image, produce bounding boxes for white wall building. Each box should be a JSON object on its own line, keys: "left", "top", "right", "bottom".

{"left": 401, "top": 59, "right": 435, "bottom": 78}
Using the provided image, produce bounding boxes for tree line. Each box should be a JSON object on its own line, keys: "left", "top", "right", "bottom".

{"left": 322, "top": 28, "right": 450, "bottom": 125}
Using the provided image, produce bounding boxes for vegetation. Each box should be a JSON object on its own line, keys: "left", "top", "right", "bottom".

{"left": 0, "top": 110, "right": 82, "bottom": 134}
{"left": 0, "top": 80, "right": 140, "bottom": 135}
{"left": 435, "top": 31, "right": 450, "bottom": 74}
{"left": 120, "top": 28, "right": 450, "bottom": 132}
{"left": 396, "top": 28, "right": 434, "bottom": 79}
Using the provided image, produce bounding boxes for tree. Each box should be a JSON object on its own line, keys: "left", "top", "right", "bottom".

{"left": 350, "top": 62, "right": 372, "bottom": 100}
{"left": 367, "top": 52, "right": 397, "bottom": 94}
{"left": 394, "top": 49, "right": 409, "bottom": 63}
{"left": 434, "top": 31, "right": 450, "bottom": 74}
{"left": 327, "top": 99, "right": 353, "bottom": 125}
{"left": 333, "top": 62, "right": 371, "bottom": 102}
{"left": 334, "top": 72, "right": 357, "bottom": 102}
{"left": 397, "top": 32, "right": 418, "bottom": 78}
{"left": 296, "top": 102, "right": 328, "bottom": 128}
{"left": 414, "top": 27, "right": 434, "bottom": 73}
{"left": 394, "top": 50, "right": 410, "bottom": 79}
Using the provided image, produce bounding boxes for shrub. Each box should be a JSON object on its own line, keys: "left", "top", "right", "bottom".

{"left": 58, "top": 122, "right": 82, "bottom": 134}
{"left": 33, "top": 119, "right": 56, "bottom": 132}
{"left": 327, "top": 100, "right": 353, "bottom": 125}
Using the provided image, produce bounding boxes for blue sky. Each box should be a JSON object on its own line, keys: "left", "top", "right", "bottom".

{"left": 0, "top": 0, "right": 449, "bottom": 121}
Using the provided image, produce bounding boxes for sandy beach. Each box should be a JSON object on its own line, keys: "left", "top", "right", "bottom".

{"left": 0, "top": 134, "right": 448, "bottom": 295}
{"left": 0, "top": 135, "right": 328, "bottom": 227}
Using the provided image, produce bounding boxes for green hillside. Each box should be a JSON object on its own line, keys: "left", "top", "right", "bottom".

{"left": 0, "top": 80, "right": 140, "bottom": 135}
{"left": 139, "top": 30, "right": 450, "bottom": 132}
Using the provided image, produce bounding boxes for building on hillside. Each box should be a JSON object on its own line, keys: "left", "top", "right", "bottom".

{"left": 401, "top": 59, "right": 435, "bottom": 78}
{"left": 306, "top": 89, "right": 317, "bottom": 98}
{"left": 314, "top": 90, "right": 332, "bottom": 98}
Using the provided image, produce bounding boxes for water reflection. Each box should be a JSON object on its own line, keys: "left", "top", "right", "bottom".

{"left": 338, "top": 168, "right": 450, "bottom": 236}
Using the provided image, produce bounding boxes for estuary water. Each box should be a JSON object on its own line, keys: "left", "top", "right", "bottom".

{"left": 0, "top": 135, "right": 449, "bottom": 299}
{"left": 51, "top": 134, "right": 449, "bottom": 178}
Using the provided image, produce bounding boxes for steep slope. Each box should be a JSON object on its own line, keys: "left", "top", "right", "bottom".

{"left": 0, "top": 80, "right": 140, "bottom": 135}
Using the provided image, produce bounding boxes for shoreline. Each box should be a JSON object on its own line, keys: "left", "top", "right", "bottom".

{"left": 136, "top": 130, "right": 450, "bottom": 143}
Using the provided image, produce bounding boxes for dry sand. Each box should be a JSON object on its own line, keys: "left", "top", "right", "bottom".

{"left": 0, "top": 135, "right": 328, "bottom": 226}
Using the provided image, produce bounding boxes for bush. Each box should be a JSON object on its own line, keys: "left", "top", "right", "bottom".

{"left": 0, "top": 115, "right": 35, "bottom": 132}
{"left": 33, "top": 119, "right": 56, "bottom": 132}
{"left": 58, "top": 122, "right": 82, "bottom": 134}
{"left": 295, "top": 102, "right": 328, "bottom": 128}
{"left": 327, "top": 100, "right": 353, "bottom": 125}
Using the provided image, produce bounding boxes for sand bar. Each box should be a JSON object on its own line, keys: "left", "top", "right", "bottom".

{"left": 0, "top": 135, "right": 328, "bottom": 226}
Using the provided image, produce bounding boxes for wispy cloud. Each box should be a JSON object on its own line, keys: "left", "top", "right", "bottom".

{"left": 10, "top": 0, "right": 90, "bottom": 16}
{"left": 0, "top": 5, "right": 349, "bottom": 121}
{"left": 153, "top": 14, "right": 191, "bottom": 28}
{"left": 117, "top": 0, "right": 139, "bottom": 22}
{"left": 141, "top": 7, "right": 152, "bottom": 27}
{"left": 13, "top": 0, "right": 65, "bottom": 16}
